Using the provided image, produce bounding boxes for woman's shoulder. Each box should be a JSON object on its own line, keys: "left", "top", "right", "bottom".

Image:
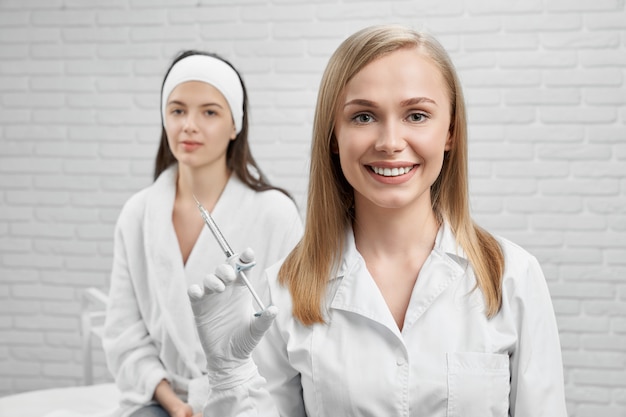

{"left": 495, "top": 235, "right": 541, "bottom": 271}
{"left": 117, "top": 168, "right": 175, "bottom": 224}
{"left": 114, "top": 181, "right": 163, "bottom": 230}
{"left": 244, "top": 187, "right": 301, "bottom": 220}
{"left": 494, "top": 234, "right": 548, "bottom": 298}
{"left": 117, "top": 187, "right": 150, "bottom": 219}
{"left": 254, "top": 187, "right": 298, "bottom": 208}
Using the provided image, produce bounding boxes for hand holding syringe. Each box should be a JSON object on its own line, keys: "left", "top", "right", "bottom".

{"left": 193, "top": 195, "right": 266, "bottom": 315}
{"left": 188, "top": 196, "right": 278, "bottom": 392}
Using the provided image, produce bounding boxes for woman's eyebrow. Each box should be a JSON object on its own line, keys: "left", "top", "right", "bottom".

{"left": 400, "top": 97, "right": 437, "bottom": 107}
{"left": 167, "top": 100, "right": 186, "bottom": 107}
{"left": 199, "top": 102, "right": 224, "bottom": 108}
{"left": 343, "top": 97, "right": 437, "bottom": 108}
{"left": 167, "top": 100, "right": 224, "bottom": 108}
{"left": 343, "top": 98, "right": 378, "bottom": 108}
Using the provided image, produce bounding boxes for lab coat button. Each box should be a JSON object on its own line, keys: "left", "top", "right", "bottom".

{"left": 396, "top": 356, "right": 406, "bottom": 366}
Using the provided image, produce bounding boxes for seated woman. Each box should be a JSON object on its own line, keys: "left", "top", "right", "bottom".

{"left": 103, "top": 50, "right": 303, "bottom": 417}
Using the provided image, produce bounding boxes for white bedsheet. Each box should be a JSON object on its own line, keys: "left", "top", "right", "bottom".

{"left": 0, "top": 383, "right": 119, "bottom": 417}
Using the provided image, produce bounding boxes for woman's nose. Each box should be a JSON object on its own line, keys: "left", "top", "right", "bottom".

{"left": 374, "top": 121, "right": 406, "bottom": 154}
{"left": 183, "top": 113, "right": 198, "bottom": 133}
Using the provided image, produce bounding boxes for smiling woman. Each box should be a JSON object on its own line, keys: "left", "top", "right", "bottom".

{"left": 332, "top": 47, "right": 453, "bottom": 327}
{"left": 101, "top": 50, "right": 303, "bottom": 417}
{"left": 186, "top": 25, "right": 569, "bottom": 417}
{"left": 334, "top": 48, "right": 452, "bottom": 217}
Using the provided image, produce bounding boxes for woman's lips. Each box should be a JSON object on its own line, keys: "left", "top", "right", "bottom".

{"left": 181, "top": 141, "right": 202, "bottom": 151}
{"left": 366, "top": 163, "right": 419, "bottom": 184}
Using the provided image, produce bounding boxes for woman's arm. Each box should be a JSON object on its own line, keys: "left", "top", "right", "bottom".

{"left": 508, "top": 255, "right": 568, "bottom": 417}
{"left": 154, "top": 379, "right": 196, "bottom": 417}
{"left": 189, "top": 258, "right": 283, "bottom": 417}
{"left": 103, "top": 219, "right": 169, "bottom": 406}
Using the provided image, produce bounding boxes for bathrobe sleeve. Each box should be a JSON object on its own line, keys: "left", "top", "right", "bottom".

{"left": 505, "top": 247, "right": 568, "bottom": 417}
{"left": 103, "top": 195, "right": 169, "bottom": 407}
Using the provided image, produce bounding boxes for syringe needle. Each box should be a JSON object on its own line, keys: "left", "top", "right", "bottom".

{"left": 193, "top": 194, "right": 266, "bottom": 313}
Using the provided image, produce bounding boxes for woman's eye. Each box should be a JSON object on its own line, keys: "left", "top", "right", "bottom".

{"left": 408, "top": 112, "right": 427, "bottom": 122}
{"left": 353, "top": 113, "right": 374, "bottom": 124}
{"left": 205, "top": 110, "right": 216, "bottom": 116}
{"left": 171, "top": 109, "right": 184, "bottom": 115}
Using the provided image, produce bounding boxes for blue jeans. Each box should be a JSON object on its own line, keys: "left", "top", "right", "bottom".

{"left": 128, "top": 405, "right": 170, "bottom": 417}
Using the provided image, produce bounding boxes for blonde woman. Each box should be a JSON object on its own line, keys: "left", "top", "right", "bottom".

{"left": 189, "top": 26, "right": 568, "bottom": 416}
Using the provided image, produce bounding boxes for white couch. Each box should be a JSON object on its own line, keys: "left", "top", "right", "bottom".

{"left": 0, "top": 288, "right": 119, "bottom": 417}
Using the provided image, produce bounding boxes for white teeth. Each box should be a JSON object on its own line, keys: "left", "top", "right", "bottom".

{"left": 371, "top": 166, "right": 414, "bottom": 177}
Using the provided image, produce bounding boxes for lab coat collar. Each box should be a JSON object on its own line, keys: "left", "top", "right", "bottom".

{"left": 332, "top": 221, "right": 468, "bottom": 280}
{"left": 329, "top": 221, "right": 468, "bottom": 337}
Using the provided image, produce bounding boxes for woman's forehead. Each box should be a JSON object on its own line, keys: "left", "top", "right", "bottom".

{"left": 340, "top": 49, "right": 449, "bottom": 107}
{"left": 167, "top": 81, "right": 229, "bottom": 104}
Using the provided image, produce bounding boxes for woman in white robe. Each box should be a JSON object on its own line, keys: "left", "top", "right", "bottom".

{"left": 102, "top": 51, "right": 303, "bottom": 417}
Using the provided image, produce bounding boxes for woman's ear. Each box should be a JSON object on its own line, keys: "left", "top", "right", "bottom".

{"left": 444, "top": 131, "right": 452, "bottom": 151}
{"left": 230, "top": 124, "right": 237, "bottom": 140}
{"left": 330, "top": 135, "right": 339, "bottom": 154}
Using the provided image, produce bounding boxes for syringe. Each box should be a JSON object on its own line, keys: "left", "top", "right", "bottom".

{"left": 193, "top": 195, "right": 266, "bottom": 313}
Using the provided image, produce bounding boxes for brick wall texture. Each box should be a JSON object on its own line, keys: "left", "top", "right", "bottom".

{"left": 0, "top": 0, "right": 625, "bottom": 415}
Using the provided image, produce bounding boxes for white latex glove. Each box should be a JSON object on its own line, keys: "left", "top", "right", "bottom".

{"left": 188, "top": 248, "right": 278, "bottom": 390}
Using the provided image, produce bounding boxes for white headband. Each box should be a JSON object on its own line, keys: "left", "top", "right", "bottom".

{"left": 161, "top": 54, "right": 244, "bottom": 134}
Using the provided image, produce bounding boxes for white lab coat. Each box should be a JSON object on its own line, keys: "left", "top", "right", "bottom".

{"left": 102, "top": 165, "right": 303, "bottom": 417}
{"left": 209, "top": 222, "right": 568, "bottom": 417}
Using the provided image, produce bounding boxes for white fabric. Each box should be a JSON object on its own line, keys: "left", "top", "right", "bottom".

{"left": 204, "top": 222, "right": 568, "bottom": 417}
{"left": 161, "top": 54, "right": 244, "bottom": 133}
{"left": 0, "top": 383, "right": 119, "bottom": 417}
{"left": 103, "top": 165, "right": 302, "bottom": 417}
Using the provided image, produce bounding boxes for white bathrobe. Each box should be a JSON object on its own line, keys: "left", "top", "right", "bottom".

{"left": 102, "top": 165, "right": 303, "bottom": 416}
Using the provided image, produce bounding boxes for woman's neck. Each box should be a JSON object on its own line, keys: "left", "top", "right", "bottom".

{"left": 176, "top": 163, "right": 231, "bottom": 212}
{"left": 352, "top": 195, "right": 441, "bottom": 331}
{"left": 352, "top": 198, "right": 440, "bottom": 260}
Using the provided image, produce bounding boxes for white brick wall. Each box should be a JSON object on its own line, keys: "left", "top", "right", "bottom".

{"left": 0, "top": 0, "right": 624, "bottom": 414}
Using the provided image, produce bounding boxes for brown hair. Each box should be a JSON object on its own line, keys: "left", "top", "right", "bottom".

{"left": 153, "top": 50, "right": 290, "bottom": 197}
{"left": 279, "top": 25, "right": 504, "bottom": 325}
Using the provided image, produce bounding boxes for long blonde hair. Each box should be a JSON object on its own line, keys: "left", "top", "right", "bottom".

{"left": 279, "top": 25, "right": 504, "bottom": 325}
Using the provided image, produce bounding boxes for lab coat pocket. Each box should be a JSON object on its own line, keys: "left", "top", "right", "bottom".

{"left": 447, "top": 352, "right": 510, "bottom": 417}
